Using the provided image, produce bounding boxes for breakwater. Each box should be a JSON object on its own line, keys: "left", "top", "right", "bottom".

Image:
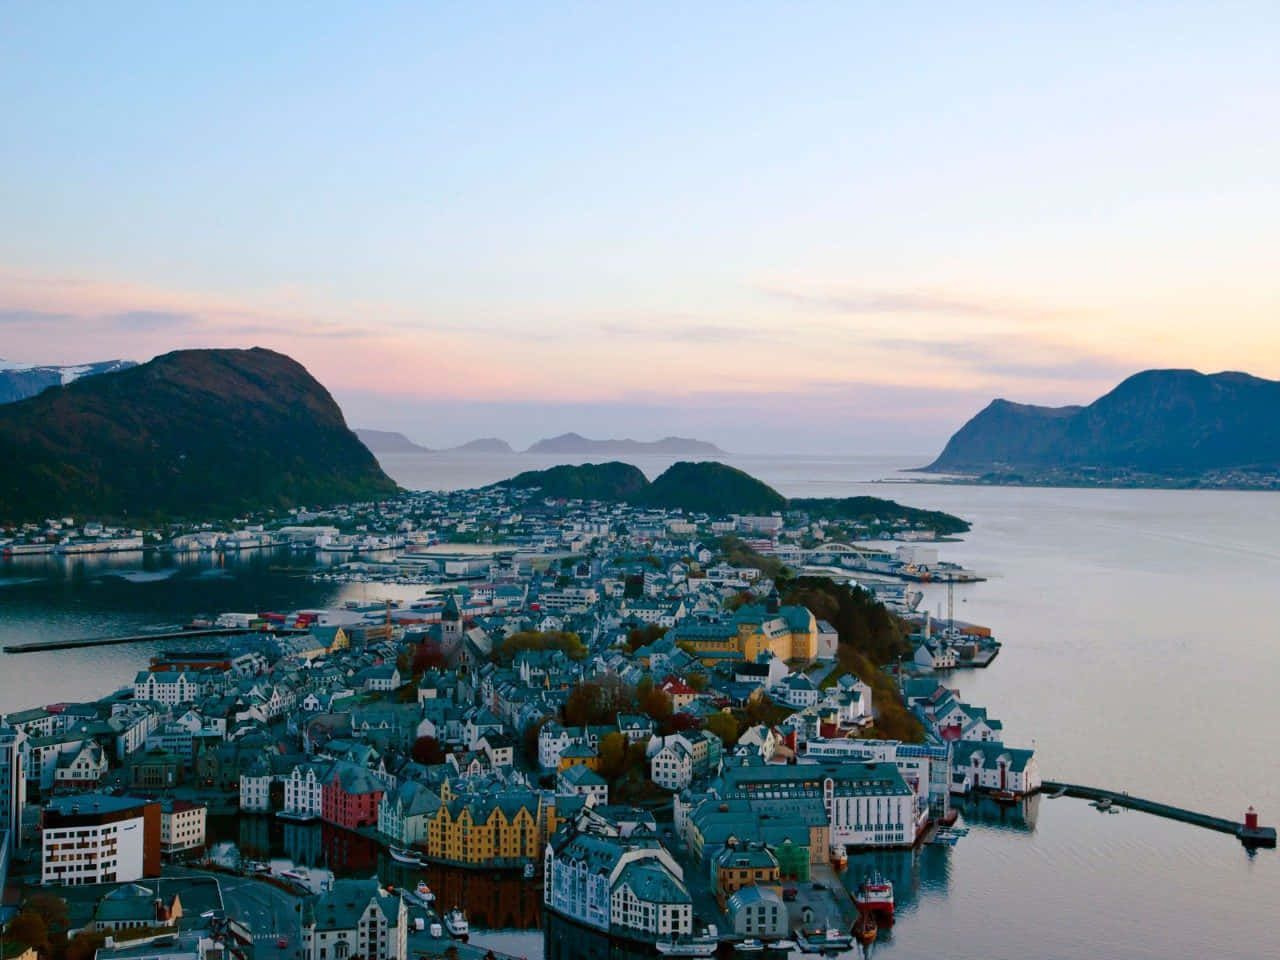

{"left": 1042, "top": 781, "right": 1276, "bottom": 848}
{"left": 3, "top": 627, "right": 306, "bottom": 654}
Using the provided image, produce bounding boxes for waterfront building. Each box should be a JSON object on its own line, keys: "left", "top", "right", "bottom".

{"left": 716, "top": 758, "right": 917, "bottom": 848}
{"left": 557, "top": 765, "right": 609, "bottom": 806}
{"left": 727, "top": 885, "right": 788, "bottom": 939}
{"left": 377, "top": 780, "right": 441, "bottom": 847}
{"left": 322, "top": 761, "right": 384, "bottom": 829}
{"left": 544, "top": 811, "right": 692, "bottom": 941}
{"left": 802, "top": 737, "right": 951, "bottom": 820}
{"left": 425, "top": 779, "right": 546, "bottom": 868}
{"left": 41, "top": 793, "right": 160, "bottom": 885}
{"left": 300, "top": 878, "right": 407, "bottom": 960}
{"left": 283, "top": 762, "right": 328, "bottom": 819}
{"left": 0, "top": 727, "right": 27, "bottom": 852}
{"left": 951, "top": 740, "right": 1041, "bottom": 796}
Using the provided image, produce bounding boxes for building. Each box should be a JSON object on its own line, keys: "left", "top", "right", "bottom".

{"left": 556, "top": 765, "right": 609, "bottom": 806}
{"left": 283, "top": 762, "right": 328, "bottom": 820}
{"left": 93, "top": 930, "right": 222, "bottom": 960}
{"left": 378, "top": 780, "right": 441, "bottom": 848}
{"left": 425, "top": 780, "right": 546, "bottom": 868}
{"left": 713, "top": 840, "right": 781, "bottom": 908}
{"left": 159, "top": 800, "right": 206, "bottom": 856}
{"left": 300, "top": 878, "right": 407, "bottom": 960}
{"left": 727, "top": 885, "right": 788, "bottom": 938}
{"left": 951, "top": 741, "right": 1041, "bottom": 796}
{"left": 717, "top": 759, "right": 917, "bottom": 849}
{"left": 322, "top": 762, "right": 384, "bottom": 830}
{"left": 132, "top": 672, "right": 201, "bottom": 706}
{"left": 668, "top": 597, "right": 818, "bottom": 666}
{"left": 41, "top": 793, "right": 160, "bottom": 885}
{"left": 93, "top": 882, "right": 183, "bottom": 931}
{"left": 0, "top": 727, "right": 26, "bottom": 852}
{"left": 544, "top": 812, "right": 692, "bottom": 942}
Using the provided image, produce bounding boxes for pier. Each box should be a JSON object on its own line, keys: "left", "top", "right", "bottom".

{"left": 2, "top": 627, "right": 306, "bottom": 654}
{"left": 1042, "top": 781, "right": 1276, "bottom": 848}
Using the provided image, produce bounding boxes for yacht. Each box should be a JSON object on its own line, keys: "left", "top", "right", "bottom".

{"left": 443, "top": 908, "right": 469, "bottom": 940}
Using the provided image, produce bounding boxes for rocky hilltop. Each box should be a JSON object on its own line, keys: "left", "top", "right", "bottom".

{"left": 927, "top": 369, "right": 1280, "bottom": 478}
{"left": 0, "top": 347, "right": 398, "bottom": 522}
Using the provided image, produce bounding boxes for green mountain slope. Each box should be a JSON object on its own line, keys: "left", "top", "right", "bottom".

{"left": 497, "top": 461, "right": 649, "bottom": 500}
{"left": 629, "top": 461, "right": 787, "bottom": 513}
{"left": 0, "top": 347, "right": 398, "bottom": 523}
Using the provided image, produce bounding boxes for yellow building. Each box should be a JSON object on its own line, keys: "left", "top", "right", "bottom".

{"left": 425, "top": 781, "right": 548, "bottom": 868}
{"left": 557, "top": 742, "right": 602, "bottom": 771}
{"left": 674, "top": 601, "right": 817, "bottom": 665}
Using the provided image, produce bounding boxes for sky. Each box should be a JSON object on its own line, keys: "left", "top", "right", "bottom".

{"left": 2, "top": 2, "right": 1277, "bottom": 453}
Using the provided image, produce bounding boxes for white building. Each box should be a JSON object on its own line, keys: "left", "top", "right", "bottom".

{"left": 951, "top": 741, "right": 1041, "bottom": 796}
{"left": 132, "top": 671, "right": 200, "bottom": 706}
{"left": 301, "top": 878, "right": 407, "bottom": 960}
{"left": 650, "top": 740, "right": 693, "bottom": 791}
{"left": 160, "top": 801, "right": 206, "bottom": 854}
{"left": 42, "top": 793, "right": 156, "bottom": 885}
{"left": 556, "top": 765, "right": 609, "bottom": 806}
{"left": 0, "top": 727, "right": 26, "bottom": 852}
{"left": 283, "top": 762, "right": 328, "bottom": 820}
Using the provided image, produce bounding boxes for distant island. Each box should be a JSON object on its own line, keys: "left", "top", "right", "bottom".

{"left": 355, "top": 431, "right": 515, "bottom": 454}
{"left": 924, "top": 369, "right": 1280, "bottom": 489}
{"left": 356, "top": 429, "right": 721, "bottom": 456}
{"left": 355, "top": 428, "right": 433, "bottom": 454}
{"left": 0, "top": 358, "right": 137, "bottom": 404}
{"left": 497, "top": 460, "right": 970, "bottom": 533}
{"left": 524, "top": 432, "right": 724, "bottom": 455}
{"left": 0, "top": 348, "right": 399, "bottom": 524}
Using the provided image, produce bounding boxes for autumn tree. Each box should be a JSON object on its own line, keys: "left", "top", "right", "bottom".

{"left": 8, "top": 911, "right": 50, "bottom": 956}
{"left": 411, "top": 736, "right": 445, "bottom": 766}
{"left": 705, "top": 711, "right": 742, "bottom": 747}
{"left": 596, "top": 732, "right": 630, "bottom": 781}
{"left": 412, "top": 642, "right": 446, "bottom": 674}
{"left": 626, "top": 624, "right": 667, "bottom": 652}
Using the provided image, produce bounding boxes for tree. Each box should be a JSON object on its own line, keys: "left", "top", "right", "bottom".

{"left": 626, "top": 624, "right": 667, "bottom": 652}
{"left": 498, "top": 630, "right": 587, "bottom": 663}
{"left": 65, "top": 931, "right": 108, "bottom": 960}
{"left": 24, "top": 893, "right": 69, "bottom": 936}
{"left": 705, "top": 711, "right": 741, "bottom": 747}
{"left": 411, "top": 736, "right": 445, "bottom": 766}
{"left": 662, "top": 712, "right": 701, "bottom": 735}
{"left": 411, "top": 642, "right": 445, "bottom": 674}
{"left": 638, "top": 686, "right": 673, "bottom": 723}
{"left": 686, "top": 673, "right": 709, "bottom": 693}
{"left": 596, "top": 732, "right": 629, "bottom": 781}
{"left": 8, "top": 911, "right": 50, "bottom": 955}
{"left": 523, "top": 717, "right": 549, "bottom": 767}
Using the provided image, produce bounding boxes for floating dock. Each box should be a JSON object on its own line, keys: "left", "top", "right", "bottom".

{"left": 3, "top": 627, "right": 306, "bottom": 654}
{"left": 1042, "top": 781, "right": 1276, "bottom": 848}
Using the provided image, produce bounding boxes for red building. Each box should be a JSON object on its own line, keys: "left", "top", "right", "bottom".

{"left": 321, "top": 761, "right": 384, "bottom": 830}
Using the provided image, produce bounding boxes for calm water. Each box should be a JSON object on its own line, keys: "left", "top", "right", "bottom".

{"left": 3, "top": 452, "right": 1277, "bottom": 958}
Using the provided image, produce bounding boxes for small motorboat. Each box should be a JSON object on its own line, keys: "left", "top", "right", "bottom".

{"left": 655, "top": 933, "right": 718, "bottom": 956}
{"left": 765, "top": 941, "right": 795, "bottom": 954}
{"left": 279, "top": 868, "right": 308, "bottom": 882}
{"left": 853, "top": 911, "right": 878, "bottom": 945}
{"left": 991, "top": 789, "right": 1019, "bottom": 804}
{"left": 828, "top": 844, "right": 848, "bottom": 870}
{"left": 414, "top": 880, "right": 435, "bottom": 903}
{"left": 796, "top": 928, "right": 853, "bottom": 953}
{"left": 523, "top": 861, "right": 538, "bottom": 879}
{"left": 1091, "top": 797, "right": 1113, "bottom": 812}
{"left": 737, "top": 940, "right": 765, "bottom": 953}
{"left": 443, "top": 908, "right": 469, "bottom": 940}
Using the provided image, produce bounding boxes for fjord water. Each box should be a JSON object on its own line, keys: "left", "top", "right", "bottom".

{"left": 2, "top": 453, "right": 1277, "bottom": 959}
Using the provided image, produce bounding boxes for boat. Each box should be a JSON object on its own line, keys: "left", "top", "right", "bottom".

{"left": 1047, "top": 786, "right": 1068, "bottom": 799}
{"left": 1091, "top": 797, "right": 1113, "bottom": 811}
{"left": 523, "top": 861, "right": 538, "bottom": 879}
{"left": 413, "top": 881, "right": 435, "bottom": 904}
{"left": 443, "top": 908, "right": 469, "bottom": 939}
{"left": 389, "top": 846, "right": 423, "bottom": 865}
{"left": 765, "top": 941, "right": 796, "bottom": 954}
{"left": 992, "top": 789, "right": 1020, "bottom": 804}
{"left": 796, "top": 928, "right": 854, "bottom": 953}
{"left": 279, "top": 868, "right": 308, "bottom": 882}
{"left": 248, "top": 861, "right": 271, "bottom": 874}
{"left": 853, "top": 911, "right": 878, "bottom": 945}
{"left": 828, "top": 844, "right": 847, "bottom": 870}
{"left": 853, "top": 871, "right": 894, "bottom": 917}
{"left": 737, "top": 940, "right": 765, "bottom": 953}
{"left": 654, "top": 936, "right": 718, "bottom": 957}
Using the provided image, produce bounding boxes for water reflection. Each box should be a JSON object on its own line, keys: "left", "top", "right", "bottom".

{"left": 207, "top": 815, "right": 542, "bottom": 931}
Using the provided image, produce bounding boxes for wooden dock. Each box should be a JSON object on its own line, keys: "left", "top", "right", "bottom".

{"left": 1041, "top": 781, "right": 1276, "bottom": 848}
{"left": 3, "top": 627, "right": 305, "bottom": 654}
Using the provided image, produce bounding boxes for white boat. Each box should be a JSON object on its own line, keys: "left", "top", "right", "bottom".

{"left": 655, "top": 937, "right": 718, "bottom": 957}
{"left": 443, "top": 908, "right": 469, "bottom": 939}
{"left": 413, "top": 881, "right": 435, "bottom": 904}
{"left": 523, "top": 861, "right": 538, "bottom": 879}
{"left": 796, "top": 928, "right": 854, "bottom": 953}
{"left": 766, "top": 941, "right": 796, "bottom": 953}
{"left": 737, "top": 940, "right": 765, "bottom": 953}
{"left": 389, "top": 846, "right": 422, "bottom": 865}
{"left": 279, "top": 868, "right": 308, "bottom": 882}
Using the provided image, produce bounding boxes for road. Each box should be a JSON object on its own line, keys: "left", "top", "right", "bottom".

{"left": 167, "top": 866, "right": 305, "bottom": 960}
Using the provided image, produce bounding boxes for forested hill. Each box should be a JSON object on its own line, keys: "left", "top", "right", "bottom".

{"left": 0, "top": 347, "right": 398, "bottom": 523}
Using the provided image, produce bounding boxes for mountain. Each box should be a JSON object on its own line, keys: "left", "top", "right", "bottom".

{"left": 494, "top": 460, "right": 967, "bottom": 530}
{"left": 356, "top": 429, "right": 434, "bottom": 454}
{"left": 525, "top": 432, "right": 724, "bottom": 455}
{"left": 630, "top": 461, "right": 786, "bottom": 513}
{"left": 450, "top": 437, "right": 514, "bottom": 454}
{"left": 0, "top": 359, "right": 137, "bottom": 404}
{"left": 926, "top": 370, "right": 1280, "bottom": 476}
{"left": 497, "top": 461, "right": 649, "bottom": 500}
{"left": 0, "top": 347, "right": 399, "bottom": 523}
